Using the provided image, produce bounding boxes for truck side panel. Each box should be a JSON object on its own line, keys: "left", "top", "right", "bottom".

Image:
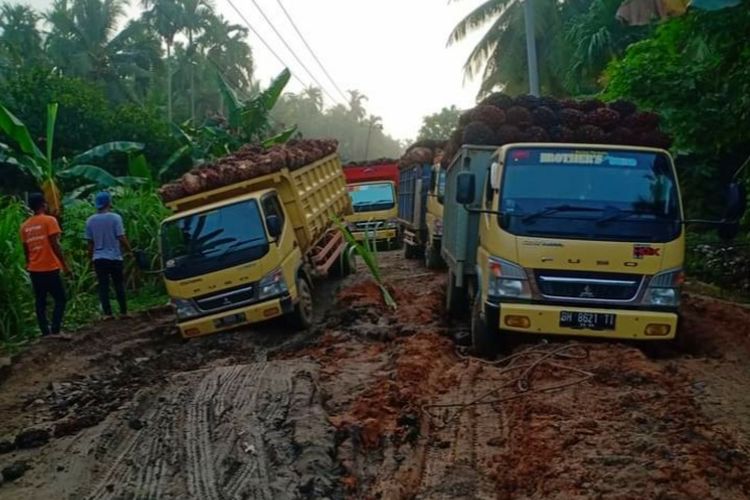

{"left": 442, "top": 146, "right": 497, "bottom": 284}
{"left": 397, "top": 163, "right": 431, "bottom": 230}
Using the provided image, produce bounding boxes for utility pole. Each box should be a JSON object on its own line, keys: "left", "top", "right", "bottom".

{"left": 523, "top": 0, "right": 540, "bottom": 96}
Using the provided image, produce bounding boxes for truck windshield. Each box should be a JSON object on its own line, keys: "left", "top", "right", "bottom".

{"left": 349, "top": 182, "right": 395, "bottom": 213}
{"left": 161, "top": 199, "right": 269, "bottom": 280}
{"left": 498, "top": 147, "right": 682, "bottom": 243}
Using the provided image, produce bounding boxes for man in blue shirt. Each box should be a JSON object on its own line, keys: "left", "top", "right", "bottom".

{"left": 85, "top": 192, "right": 133, "bottom": 318}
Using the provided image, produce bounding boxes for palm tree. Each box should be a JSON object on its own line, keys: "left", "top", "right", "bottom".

{"left": 448, "top": 0, "right": 574, "bottom": 97}
{"left": 302, "top": 86, "right": 323, "bottom": 113}
{"left": 141, "top": 0, "right": 183, "bottom": 122}
{"left": 347, "top": 89, "right": 367, "bottom": 122}
{"left": 0, "top": 3, "right": 44, "bottom": 71}
{"left": 179, "top": 0, "right": 213, "bottom": 122}
{"left": 45, "top": 0, "right": 162, "bottom": 102}
{"left": 198, "top": 13, "right": 252, "bottom": 92}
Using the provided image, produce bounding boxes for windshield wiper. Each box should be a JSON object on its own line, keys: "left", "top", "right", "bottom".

{"left": 596, "top": 208, "right": 660, "bottom": 225}
{"left": 521, "top": 204, "right": 602, "bottom": 223}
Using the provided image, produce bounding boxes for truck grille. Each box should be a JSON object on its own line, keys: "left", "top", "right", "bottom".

{"left": 195, "top": 283, "right": 256, "bottom": 312}
{"left": 535, "top": 271, "right": 642, "bottom": 302}
{"left": 354, "top": 220, "right": 384, "bottom": 231}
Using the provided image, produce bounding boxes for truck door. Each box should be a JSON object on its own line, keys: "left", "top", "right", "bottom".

{"left": 261, "top": 192, "right": 299, "bottom": 281}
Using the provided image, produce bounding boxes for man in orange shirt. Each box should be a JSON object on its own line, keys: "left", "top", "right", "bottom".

{"left": 19, "top": 193, "right": 70, "bottom": 338}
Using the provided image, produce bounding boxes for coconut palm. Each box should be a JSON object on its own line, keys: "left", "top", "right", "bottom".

{"left": 347, "top": 90, "right": 367, "bottom": 122}
{"left": 45, "top": 0, "right": 162, "bottom": 103}
{"left": 141, "top": 0, "right": 183, "bottom": 122}
{"left": 0, "top": 3, "right": 45, "bottom": 71}
{"left": 179, "top": 0, "right": 213, "bottom": 122}
{"left": 198, "top": 13, "right": 252, "bottom": 92}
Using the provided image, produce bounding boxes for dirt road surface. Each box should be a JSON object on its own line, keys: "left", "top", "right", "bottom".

{"left": 2, "top": 252, "right": 750, "bottom": 499}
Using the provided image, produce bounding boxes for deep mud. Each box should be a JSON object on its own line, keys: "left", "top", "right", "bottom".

{"left": 2, "top": 253, "right": 750, "bottom": 499}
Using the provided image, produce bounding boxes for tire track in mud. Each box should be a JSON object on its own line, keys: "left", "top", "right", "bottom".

{"left": 82, "top": 361, "right": 336, "bottom": 500}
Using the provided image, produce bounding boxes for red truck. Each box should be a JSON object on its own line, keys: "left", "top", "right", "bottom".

{"left": 343, "top": 160, "right": 400, "bottom": 248}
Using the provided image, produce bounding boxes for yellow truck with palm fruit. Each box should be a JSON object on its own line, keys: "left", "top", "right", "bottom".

{"left": 443, "top": 143, "right": 746, "bottom": 355}
{"left": 157, "top": 142, "right": 352, "bottom": 338}
{"left": 399, "top": 161, "right": 446, "bottom": 268}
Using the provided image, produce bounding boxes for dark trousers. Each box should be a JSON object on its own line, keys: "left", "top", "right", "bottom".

{"left": 94, "top": 259, "right": 127, "bottom": 316}
{"left": 30, "top": 270, "right": 66, "bottom": 336}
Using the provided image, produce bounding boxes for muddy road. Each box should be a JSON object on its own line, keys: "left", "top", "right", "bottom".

{"left": 2, "top": 253, "right": 750, "bottom": 499}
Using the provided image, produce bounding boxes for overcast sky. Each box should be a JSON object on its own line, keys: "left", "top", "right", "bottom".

{"left": 22, "top": 0, "right": 487, "bottom": 140}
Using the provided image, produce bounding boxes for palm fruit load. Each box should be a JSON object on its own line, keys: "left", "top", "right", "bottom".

{"left": 441, "top": 93, "right": 672, "bottom": 167}
{"left": 159, "top": 138, "right": 339, "bottom": 203}
{"left": 399, "top": 139, "right": 447, "bottom": 169}
{"left": 344, "top": 157, "right": 399, "bottom": 167}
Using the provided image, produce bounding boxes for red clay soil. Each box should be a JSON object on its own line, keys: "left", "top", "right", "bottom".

{"left": 681, "top": 293, "right": 750, "bottom": 357}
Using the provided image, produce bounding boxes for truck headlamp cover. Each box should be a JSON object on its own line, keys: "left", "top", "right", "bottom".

{"left": 643, "top": 268, "right": 683, "bottom": 307}
{"left": 259, "top": 268, "right": 289, "bottom": 300}
{"left": 173, "top": 298, "right": 200, "bottom": 319}
{"left": 487, "top": 257, "right": 531, "bottom": 299}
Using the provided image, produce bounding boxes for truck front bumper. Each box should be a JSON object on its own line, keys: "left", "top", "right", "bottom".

{"left": 177, "top": 295, "right": 295, "bottom": 338}
{"left": 351, "top": 228, "right": 397, "bottom": 243}
{"left": 490, "top": 302, "right": 678, "bottom": 341}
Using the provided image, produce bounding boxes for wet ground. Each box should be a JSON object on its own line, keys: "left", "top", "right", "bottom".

{"left": 1, "top": 252, "right": 750, "bottom": 499}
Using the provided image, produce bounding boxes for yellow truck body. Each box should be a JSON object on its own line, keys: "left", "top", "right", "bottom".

{"left": 442, "top": 143, "right": 688, "bottom": 354}
{"left": 160, "top": 154, "right": 351, "bottom": 338}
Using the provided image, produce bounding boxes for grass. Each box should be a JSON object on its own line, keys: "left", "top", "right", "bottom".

{"left": 1, "top": 189, "right": 171, "bottom": 354}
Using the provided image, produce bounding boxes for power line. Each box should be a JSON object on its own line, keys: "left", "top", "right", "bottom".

{"left": 273, "top": 0, "right": 349, "bottom": 104}
{"left": 245, "top": 0, "right": 344, "bottom": 106}
{"left": 222, "top": 0, "right": 310, "bottom": 89}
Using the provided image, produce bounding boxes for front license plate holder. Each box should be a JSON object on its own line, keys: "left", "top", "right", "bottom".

{"left": 214, "top": 312, "right": 246, "bottom": 328}
{"left": 559, "top": 311, "right": 616, "bottom": 331}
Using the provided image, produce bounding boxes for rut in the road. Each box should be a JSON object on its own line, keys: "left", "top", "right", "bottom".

{"left": 82, "top": 361, "right": 336, "bottom": 500}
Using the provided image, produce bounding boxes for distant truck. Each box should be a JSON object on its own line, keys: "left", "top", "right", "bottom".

{"left": 398, "top": 162, "right": 446, "bottom": 268}
{"left": 442, "top": 143, "right": 746, "bottom": 355}
{"left": 159, "top": 153, "right": 352, "bottom": 338}
{"left": 343, "top": 160, "right": 400, "bottom": 248}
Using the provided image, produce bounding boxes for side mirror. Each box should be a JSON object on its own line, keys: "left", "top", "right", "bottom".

{"left": 266, "top": 214, "right": 282, "bottom": 239}
{"left": 456, "top": 173, "right": 476, "bottom": 205}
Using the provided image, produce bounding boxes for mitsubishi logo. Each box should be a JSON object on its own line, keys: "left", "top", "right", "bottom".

{"left": 579, "top": 285, "right": 595, "bottom": 298}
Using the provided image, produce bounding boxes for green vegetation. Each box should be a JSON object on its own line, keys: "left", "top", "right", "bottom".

{"left": 0, "top": 189, "right": 169, "bottom": 351}
{"left": 417, "top": 106, "right": 462, "bottom": 142}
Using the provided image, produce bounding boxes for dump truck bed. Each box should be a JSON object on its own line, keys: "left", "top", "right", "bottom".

{"left": 397, "top": 163, "right": 431, "bottom": 231}
{"left": 165, "top": 153, "right": 351, "bottom": 256}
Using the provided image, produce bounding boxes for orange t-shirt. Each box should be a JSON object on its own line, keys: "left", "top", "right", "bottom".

{"left": 19, "top": 214, "right": 63, "bottom": 272}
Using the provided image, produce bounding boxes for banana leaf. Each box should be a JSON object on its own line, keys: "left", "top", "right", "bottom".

{"left": 128, "top": 153, "right": 153, "bottom": 182}
{"left": 61, "top": 164, "right": 147, "bottom": 188}
{"left": 261, "top": 127, "right": 297, "bottom": 148}
{"left": 71, "top": 141, "right": 144, "bottom": 166}
{"left": 0, "top": 104, "right": 45, "bottom": 165}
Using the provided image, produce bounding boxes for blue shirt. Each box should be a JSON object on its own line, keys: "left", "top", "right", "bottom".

{"left": 85, "top": 212, "right": 125, "bottom": 261}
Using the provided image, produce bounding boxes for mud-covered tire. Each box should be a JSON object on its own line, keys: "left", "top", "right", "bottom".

{"left": 446, "top": 272, "right": 467, "bottom": 316}
{"left": 290, "top": 277, "right": 313, "bottom": 330}
{"left": 404, "top": 243, "right": 418, "bottom": 260}
{"left": 471, "top": 294, "right": 498, "bottom": 358}
{"left": 424, "top": 240, "right": 441, "bottom": 269}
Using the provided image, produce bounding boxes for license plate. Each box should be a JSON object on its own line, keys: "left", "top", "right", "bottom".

{"left": 560, "top": 311, "right": 616, "bottom": 330}
{"left": 214, "top": 312, "right": 246, "bottom": 328}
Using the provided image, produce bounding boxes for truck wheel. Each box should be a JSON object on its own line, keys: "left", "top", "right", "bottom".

{"left": 290, "top": 277, "right": 313, "bottom": 330}
{"left": 471, "top": 294, "right": 499, "bottom": 359}
{"left": 446, "top": 272, "right": 466, "bottom": 316}
{"left": 424, "top": 241, "right": 441, "bottom": 269}
{"left": 404, "top": 243, "right": 417, "bottom": 260}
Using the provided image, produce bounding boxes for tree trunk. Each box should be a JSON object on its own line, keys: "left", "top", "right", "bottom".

{"left": 167, "top": 42, "right": 173, "bottom": 123}
{"left": 189, "top": 30, "right": 195, "bottom": 124}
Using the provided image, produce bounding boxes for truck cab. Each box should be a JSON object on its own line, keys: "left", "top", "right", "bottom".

{"left": 443, "top": 144, "right": 695, "bottom": 354}
{"left": 343, "top": 162, "right": 400, "bottom": 248}
{"left": 159, "top": 153, "right": 350, "bottom": 338}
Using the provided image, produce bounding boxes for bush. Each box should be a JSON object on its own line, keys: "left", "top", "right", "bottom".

{"left": 685, "top": 232, "right": 750, "bottom": 295}
{"left": 0, "top": 189, "right": 170, "bottom": 350}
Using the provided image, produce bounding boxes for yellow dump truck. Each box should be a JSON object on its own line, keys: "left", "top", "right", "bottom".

{"left": 159, "top": 153, "right": 351, "bottom": 338}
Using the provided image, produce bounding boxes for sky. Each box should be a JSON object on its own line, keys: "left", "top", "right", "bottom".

{"left": 22, "top": 0, "right": 488, "bottom": 141}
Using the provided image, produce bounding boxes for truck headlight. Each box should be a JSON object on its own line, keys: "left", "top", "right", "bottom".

{"left": 384, "top": 219, "right": 398, "bottom": 229}
{"left": 258, "top": 268, "right": 289, "bottom": 300}
{"left": 487, "top": 257, "right": 531, "bottom": 300}
{"left": 172, "top": 298, "right": 200, "bottom": 320}
{"left": 643, "top": 268, "right": 684, "bottom": 307}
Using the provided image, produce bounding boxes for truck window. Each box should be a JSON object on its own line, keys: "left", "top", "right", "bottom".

{"left": 161, "top": 199, "right": 270, "bottom": 280}
{"left": 499, "top": 147, "right": 682, "bottom": 243}
{"left": 262, "top": 193, "right": 285, "bottom": 229}
{"left": 484, "top": 167, "right": 494, "bottom": 209}
{"left": 349, "top": 182, "right": 395, "bottom": 213}
{"left": 436, "top": 169, "right": 446, "bottom": 205}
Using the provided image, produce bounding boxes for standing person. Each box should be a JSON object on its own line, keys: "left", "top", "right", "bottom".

{"left": 19, "top": 193, "right": 69, "bottom": 339}
{"left": 85, "top": 192, "right": 133, "bottom": 319}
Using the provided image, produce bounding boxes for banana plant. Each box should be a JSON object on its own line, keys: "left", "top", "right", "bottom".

{"left": 0, "top": 102, "right": 145, "bottom": 217}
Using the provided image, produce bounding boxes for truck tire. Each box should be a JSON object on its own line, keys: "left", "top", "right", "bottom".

{"left": 290, "top": 277, "right": 313, "bottom": 330}
{"left": 424, "top": 240, "right": 441, "bottom": 269}
{"left": 471, "top": 293, "right": 499, "bottom": 359}
{"left": 446, "top": 272, "right": 467, "bottom": 316}
{"left": 404, "top": 243, "right": 418, "bottom": 260}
